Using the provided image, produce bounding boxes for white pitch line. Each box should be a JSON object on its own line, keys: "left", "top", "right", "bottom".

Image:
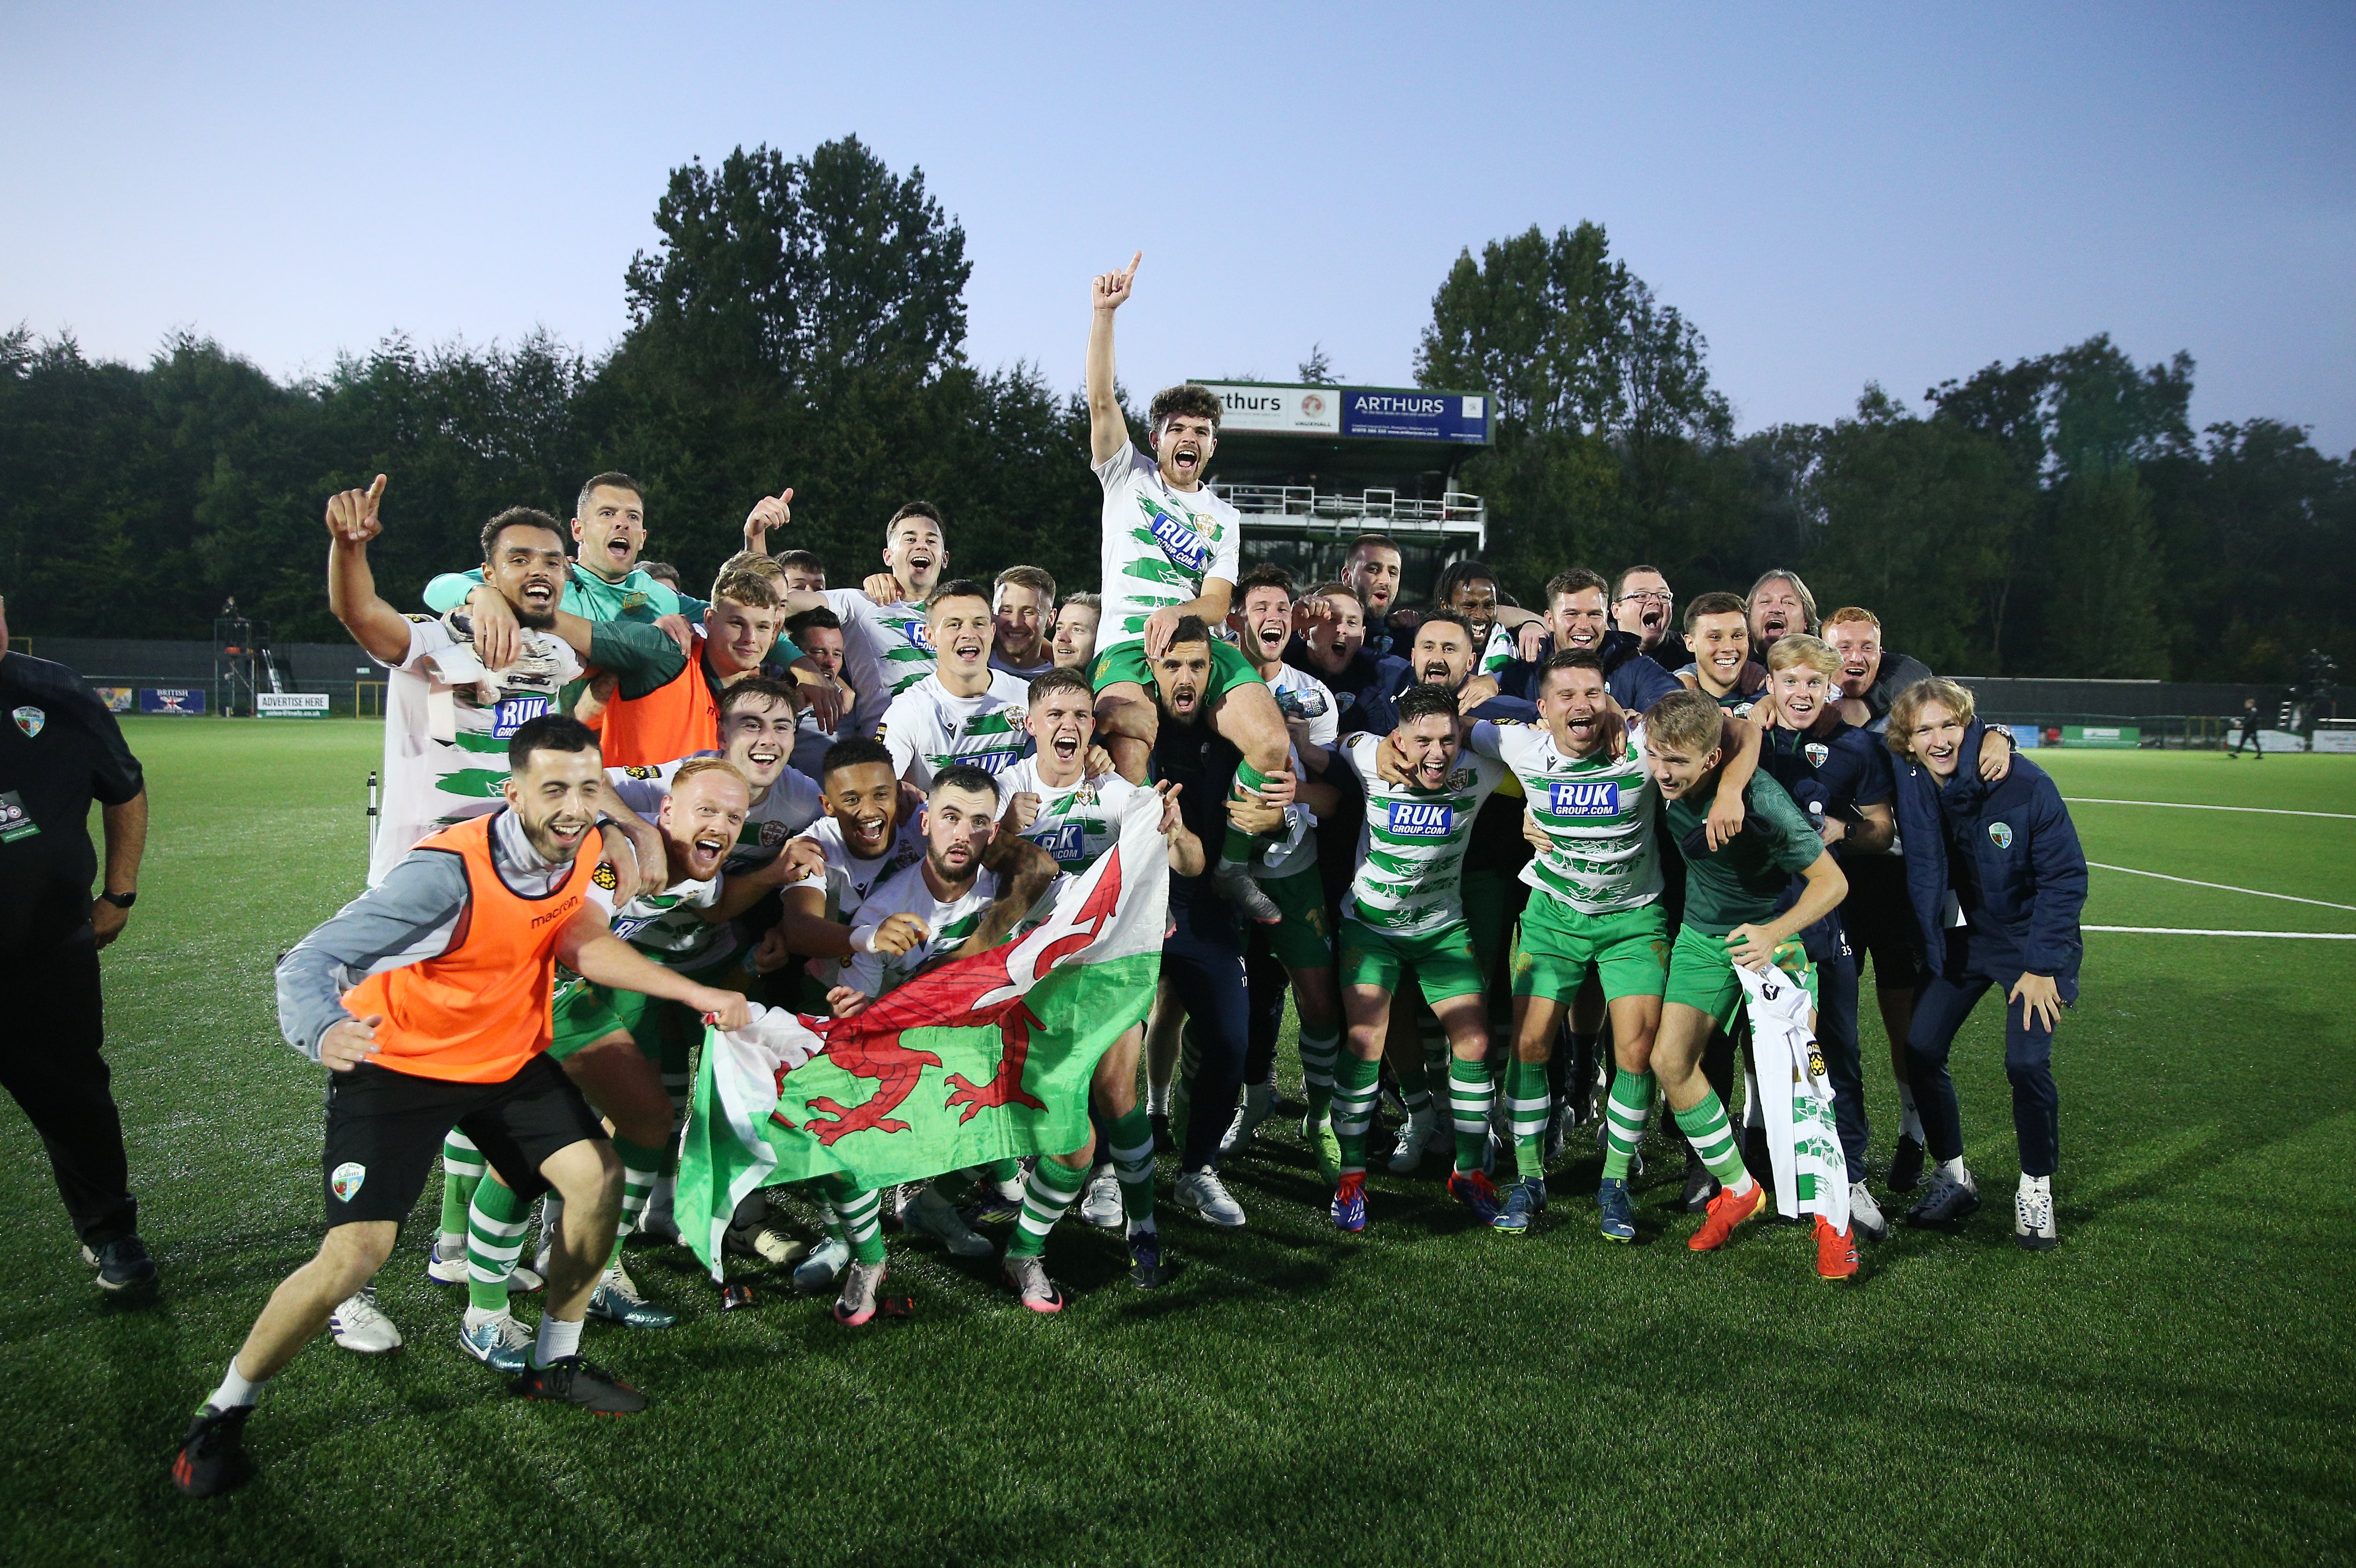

{"left": 2088, "top": 862, "right": 2356, "bottom": 912}
{"left": 2086, "top": 926, "right": 2356, "bottom": 939}
{"left": 2065, "top": 796, "right": 2356, "bottom": 821}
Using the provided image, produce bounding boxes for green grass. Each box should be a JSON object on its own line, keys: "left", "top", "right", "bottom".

{"left": 3, "top": 721, "right": 2353, "bottom": 1566}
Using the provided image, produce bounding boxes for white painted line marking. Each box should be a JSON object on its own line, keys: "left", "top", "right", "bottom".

{"left": 2088, "top": 862, "right": 2356, "bottom": 912}
{"left": 2086, "top": 926, "right": 2356, "bottom": 939}
{"left": 2065, "top": 797, "right": 2356, "bottom": 820}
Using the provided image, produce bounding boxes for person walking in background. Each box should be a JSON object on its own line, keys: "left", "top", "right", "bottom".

{"left": 0, "top": 594, "right": 157, "bottom": 1293}
{"left": 2230, "top": 697, "right": 2264, "bottom": 759}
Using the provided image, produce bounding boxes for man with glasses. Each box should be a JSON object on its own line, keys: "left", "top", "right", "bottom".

{"left": 1612, "top": 566, "right": 1687, "bottom": 672}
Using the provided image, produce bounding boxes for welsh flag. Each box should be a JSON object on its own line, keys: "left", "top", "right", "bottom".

{"left": 677, "top": 791, "right": 1169, "bottom": 1278}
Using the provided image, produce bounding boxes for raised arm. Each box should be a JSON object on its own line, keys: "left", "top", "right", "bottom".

{"left": 324, "top": 475, "right": 415, "bottom": 665}
{"left": 1087, "top": 251, "right": 1142, "bottom": 464}
{"left": 555, "top": 906, "right": 750, "bottom": 1030}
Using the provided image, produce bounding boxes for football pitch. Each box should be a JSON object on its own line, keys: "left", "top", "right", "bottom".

{"left": 3, "top": 719, "right": 2352, "bottom": 1567}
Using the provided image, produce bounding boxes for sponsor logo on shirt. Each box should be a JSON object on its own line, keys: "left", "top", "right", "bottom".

{"left": 1142, "top": 501, "right": 1210, "bottom": 573}
{"left": 613, "top": 914, "right": 657, "bottom": 942}
{"left": 1388, "top": 801, "right": 1455, "bottom": 837}
{"left": 1033, "top": 821, "right": 1087, "bottom": 864}
{"left": 1275, "top": 685, "right": 1329, "bottom": 720}
{"left": 491, "top": 695, "right": 553, "bottom": 738}
{"left": 1547, "top": 779, "right": 1622, "bottom": 817}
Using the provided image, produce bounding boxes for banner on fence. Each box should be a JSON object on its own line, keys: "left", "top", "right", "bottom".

{"left": 258, "top": 693, "right": 330, "bottom": 717}
{"left": 138, "top": 688, "right": 207, "bottom": 715}
{"left": 2059, "top": 725, "right": 2138, "bottom": 749}
{"left": 95, "top": 688, "right": 134, "bottom": 713}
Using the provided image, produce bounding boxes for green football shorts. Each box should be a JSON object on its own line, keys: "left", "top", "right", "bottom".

{"left": 1091, "top": 637, "right": 1262, "bottom": 698}
{"left": 1661, "top": 923, "right": 1816, "bottom": 1031}
{"left": 1510, "top": 895, "right": 1671, "bottom": 1003}
{"left": 548, "top": 977, "right": 660, "bottom": 1062}
{"left": 1339, "top": 916, "right": 1486, "bottom": 1006}
{"left": 1254, "top": 864, "right": 1335, "bottom": 971}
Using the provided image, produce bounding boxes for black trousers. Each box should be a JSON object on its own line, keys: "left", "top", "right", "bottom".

{"left": 0, "top": 936, "right": 138, "bottom": 1247}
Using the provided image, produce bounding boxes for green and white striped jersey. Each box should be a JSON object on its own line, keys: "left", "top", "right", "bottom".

{"left": 1469, "top": 719, "right": 1663, "bottom": 916}
{"left": 999, "top": 757, "right": 1140, "bottom": 871}
{"left": 1335, "top": 733, "right": 1506, "bottom": 936}
{"left": 829, "top": 592, "right": 936, "bottom": 703}
{"left": 370, "top": 615, "right": 583, "bottom": 888}
{"left": 1478, "top": 623, "right": 1518, "bottom": 675}
{"left": 879, "top": 671, "right": 1033, "bottom": 786}
{"left": 607, "top": 756, "right": 824, "bottom": 876}
{"left": 585, "top": 868, "right": 727, "bottom": 969}
{"left": 842, "top": 863, "right": 1002, "bottom": 997}
{"left": 1094, "top": 443, "right": 1241, "bottom": 653}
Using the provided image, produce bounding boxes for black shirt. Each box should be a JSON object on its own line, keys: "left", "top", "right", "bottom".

{"left": 0, "top": 653, "right": 145, "bottom": 950}
{"left": 1148, "top": 711, "right": 1244, "bottom": 911}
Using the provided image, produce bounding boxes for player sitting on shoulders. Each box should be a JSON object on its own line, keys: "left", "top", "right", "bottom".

{"left": 1083, "top": 251, "right": 1300, "bottom": 922}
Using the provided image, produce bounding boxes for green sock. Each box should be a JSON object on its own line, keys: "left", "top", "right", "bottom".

{"left": 1448, "top": 1056, "right": 1493, "bottom": 1174}
{"left": 1603, "top": 1069, "right": 1654, "bottom": 1181}
{"left": 1006, "top": 1157, "right": 1089, "bottom": 1259}
{"left": 605, "top": 1135, "right": 664, "bottom": 1269}
{"left": 985, "top": 1157, "right": 1023, "bottom": 1191}
{"left": 1505, "top": 1057, "right": 1550, "bottom": 1181}
{"left": 1222, "top": 760, "right": 1276, "bottom": 862}
{"left": 1673, "top": 1090, "right": 1752, "bottom": 1192}
{"left": 821, "top": 1173, "right": 886, "bottom": 1265}
{"left": 1106, "top": 1106, "right": 1157, "bottom": 1226}
{"left": 1298, "top": 1029, "right": 1339, "bottom": 1125}
{"left": 466, "top": 1177, "right": 531, "bottom": 1314}
{"left": 437, "top": 1131, "right": 485, "bottom": 1250}
{"left": 1331, "top": 1053, "right": 1382, "bottom": 1171}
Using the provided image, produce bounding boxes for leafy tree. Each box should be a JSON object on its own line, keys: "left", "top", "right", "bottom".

{"left": 622, "top": 137, "right": 969, "bottom": 392}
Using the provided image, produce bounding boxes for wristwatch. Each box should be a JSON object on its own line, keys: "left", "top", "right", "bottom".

{"left": 98, "top": 890, "right": 137, "bottom": 909}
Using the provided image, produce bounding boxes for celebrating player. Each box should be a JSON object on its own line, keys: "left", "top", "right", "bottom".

{"left": 1459, "top": 651, "right": 1671, "bottom": 1237}
{"left": 172, "top": 717, "right": 749, "bottom": 1497}
{"left": 822, "top": 767, "right": 1062, "bottom": 1318}
{"left": 1326, "top": 684, "right": 1510, "bottom": 1231}
{"left": 1083, "top": 251, "right": 1296, "bottom": 922}
{"left": 878, "top": 579, "right": 1035, "bottom": 785}
{"left": 1641, "top": 690, "right": 1854, "bottom": 1276}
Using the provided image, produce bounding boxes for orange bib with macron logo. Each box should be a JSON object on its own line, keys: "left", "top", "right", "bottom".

{"left": 342, "top": 813, "right": 595, "bottom": 1083}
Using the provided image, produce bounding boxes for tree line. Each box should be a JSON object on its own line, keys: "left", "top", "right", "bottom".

{"left": 3, "top": 138, "right": 2348, "bottom": 682}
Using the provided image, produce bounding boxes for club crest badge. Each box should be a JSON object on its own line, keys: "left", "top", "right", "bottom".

{"left": 330, "top": 1161, "right": 368, "bottom": 1202}
{"left": 11, "top": 706, "right": 43, "bottom": 738}
{"left": 1803, "top": 742, "right": 1829, "bottom": 768}
{"left": 1988, "top": 822, "right": 2014, "bottom": 849}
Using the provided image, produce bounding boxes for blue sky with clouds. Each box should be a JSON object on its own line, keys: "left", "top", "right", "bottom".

{"left": 6, "top": 3, "right": 2350, "bottom": 449}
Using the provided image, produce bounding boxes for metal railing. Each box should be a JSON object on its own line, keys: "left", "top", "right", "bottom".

{"left": 1214, "top": 483, "right": 1487, "bottom": 536}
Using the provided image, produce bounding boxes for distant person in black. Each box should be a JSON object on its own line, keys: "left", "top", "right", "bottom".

{"left": 2230, "top": 698, "right": 2264, "bottom": 759}
{"left": 0, "top": 595, "right": 156, "bottom": 1292}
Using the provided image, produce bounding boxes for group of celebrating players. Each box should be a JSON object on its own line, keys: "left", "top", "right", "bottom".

{"left": 172, "top": 254, "right": 2088, "bottom": 1497}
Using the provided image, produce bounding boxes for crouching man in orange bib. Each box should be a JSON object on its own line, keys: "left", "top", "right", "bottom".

{"left": 171, "top": 715, "right": 750, "bottom": 1498}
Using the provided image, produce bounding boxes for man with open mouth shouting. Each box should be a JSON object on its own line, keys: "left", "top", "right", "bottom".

{"left": 878, "top": 579, "right": 1036, "bottom": 787}
{"left": 1611, "top": 565, "right": 1687, "bottom": 673}
{"left": 454, "top": 757, "right": 785, "bottom": 1361}
{"left": 424, "top": 472, "right": 745, "bottom": 671}
{"left": 1084, "top": 251, "right": 1298, "bottom": 925}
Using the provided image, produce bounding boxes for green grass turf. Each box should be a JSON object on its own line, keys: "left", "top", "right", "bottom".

{"left": 3, "top": 721, "right": 2353, "bottom": 1565}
